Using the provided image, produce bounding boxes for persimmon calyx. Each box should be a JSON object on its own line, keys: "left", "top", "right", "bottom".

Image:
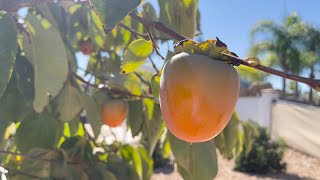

{"left": 173, "top": 37, "right": 240, "bottom": 66}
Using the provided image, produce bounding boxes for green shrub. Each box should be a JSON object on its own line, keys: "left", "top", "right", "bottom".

{"left": 234, "top": 124, "right": 287, "bottom": 174}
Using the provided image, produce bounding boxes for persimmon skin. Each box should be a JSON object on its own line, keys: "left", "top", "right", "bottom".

{"left": 160, "top": 52, "right": 239, "bottom": 142}
{"left": 101, "top": 99, "right": 128, "bottom": 127}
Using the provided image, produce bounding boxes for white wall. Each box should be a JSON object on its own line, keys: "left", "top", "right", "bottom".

{"left": 235, "top": 89, "right": 279, "bottom": 129}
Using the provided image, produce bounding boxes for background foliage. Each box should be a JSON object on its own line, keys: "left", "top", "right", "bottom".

{"left": 234, "top": 121, "right": 287, "bottom": 174}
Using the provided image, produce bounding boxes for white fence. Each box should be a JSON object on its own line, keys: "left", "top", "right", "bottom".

{"left": 235, "top": 89, "right": 279, "bottom": 129}
{"left": 236, "top": 90, "right": 320, "bottom": 158}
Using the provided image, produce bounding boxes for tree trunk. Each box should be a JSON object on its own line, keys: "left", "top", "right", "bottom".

{"left": 295, "top": 81, "right": 299, "bottom": 100}
{"left": 309, "top": 66, "right": 315, "bottom": 104}
{"left": 282, "top": 77, "right": 286, "bottom": 98}
{"left": 281, "top": 54, "right": 287, "bottom": 98}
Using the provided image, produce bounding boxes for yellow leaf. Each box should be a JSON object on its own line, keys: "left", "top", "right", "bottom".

{"left": 121, "top": 39, "right": 153, "bottom": 74}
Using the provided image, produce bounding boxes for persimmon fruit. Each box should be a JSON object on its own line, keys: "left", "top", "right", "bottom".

{"left": 160, "top": 52, "right": 239, "bottom": 142}
{"left": 79, "top": 40, "right": 93, "bottom": 55}
{"left": 101, "top": 99, "right": 128, "bottom": 127}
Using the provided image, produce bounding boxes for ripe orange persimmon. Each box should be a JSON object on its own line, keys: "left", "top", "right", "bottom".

{"left": 160, "top": 52, "right": 239, "bottom": 142}
{"left": 101, "top": 99, "right": 128, "bottom": 127}
{"left": 79, "top": 40, "right": 93, "bottom": 55}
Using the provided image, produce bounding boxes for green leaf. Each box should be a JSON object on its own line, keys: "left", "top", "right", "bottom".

{"left": 144, "top": 98, "right": 154, "bottom": 120}
{"left": 15, "top": 112, "right": 63, "bottom": 153}
{"left": 68, "top": 119, "right": 81, "bottom": 135}
{"left": 50, "top": 150, "right": 82, "bottom": 180}
{"left": 50, "top": 162, "right": 81, "bottom": 180}
{"left": 0, "top": 75, "right": 32, "bottom": 123}
{"left": 12, "top": 148, "right": 80, "bottom": 180}
{"left": 128, "top": 100, "right": 144, "bottom": 137}
{"left": 162, "top": 138, "right": 171, "bottom": 158}
{"left": 60, "top": 136, "right": 94, "bottom": 162}
{"left": 22, "top": 14, "right": 68, "bottom": 112}
{"left": 14, "top": 53, "right": 34, "bottom": 102}
{"left": 121, "top": 39, "right": 153, "bottom": 74}
{"left": 241, "top": 120, "right": 259, "bottom": 155}
{"left": 87, "top": 163, "right": 117, "bottom": 180}
{"left": 119, "top": 145, "right": 142, "bottom": 178}
{"left": 106, "top": 158, "right": 140, "bottom": 180}
{"left": 215, "top": 112, "right": 240, "bottom": 159}
{"left": 196, "top": 9, "right": 201, "bottom": 32}
{"left": 168, "top": 132, "right": 218, "bottom": 180}
{"left": 142, "top": 3, "right": 158, "bottom": 37}
{"left": 83, "top": 94, "right": 103, "bottom": 137}
{"left": 142, "top": 104, "right": 163, "bottom": 156}
{"left": 158, "top": 0, "right": 198, "bottom": 38}
{"left": 89, "top": 0, "right": 141, "bottom": 33}
{"left": 223, "top": 113, "right": 240, "bottom": 157}
{"left": 138, "top": 147, "right": 153, "bottom": 180}
{"left": 151, "top": 74, "right": 160, "bottom": 99}
{"left": 0, "top": 121, "right": 9, "bottom": 144}
{"left": 142, "top": 3, "right": 157, "bottom": 21}
{"left": 52, "top": 82, "right": 86, "bottom": 122}
{"left": 0, "top": 11, "right": 18, "bottom": 98}
{"left": 46, "top": 3, "right": 68, "bottom": 33}
{"left": 40, "top": 3, "right": 79, "bottom": 73}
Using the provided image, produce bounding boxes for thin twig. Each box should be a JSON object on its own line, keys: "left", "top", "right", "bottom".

{"left": 77, "top": 67, "right": 110, "bottom": 82}
{"left": 108, "top": 126, "right": 117, "bottom": 140}
{"left": 1, "top": 164, "right": 41, "bottom": 179}
{"left": 146, "top": 27, "right": 165, "bottom": 60}
{"left": 134, "top": 72, "right": 150, "bottom": 86}
{"left": 129, "top": 12, "right": 188, "bottom": 41}
{"left": 84, "top": 54, "right": 100, "bottom": 91}
{"left": 73, "top": 73, "right": 100, "bottom": 88}
{"left": 118, "top": 23, "right": 171, "bottom": 41}
{"left": 118, "top": 23, "right": 146, "bottom": 39}
{"left": 149, "top": 56, "right": 160, "bottom": 74}
{"left": 72, "top": 73, "right": 155, "bottom": 100}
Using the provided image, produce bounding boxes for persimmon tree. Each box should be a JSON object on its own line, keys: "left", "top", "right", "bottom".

{"left": 0, "top": 0, "right": 319, "bottom": 180}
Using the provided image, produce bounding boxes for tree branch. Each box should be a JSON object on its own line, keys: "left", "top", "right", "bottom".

{"left": 146, "top": 27, "right": 165, "bottom": 60}
{"left": 222, "top": 53, "right": 320, "bottom": 89}
{"left": 130, "top": 12, "right": 320, "bottom": 89}
{"left": 72, "top": 73, "right": 155, "bottom": 100}
{"left": 134, "top": 72, "right": 150, "bottom": 86}
{"left": 129, "top": 12, "right": 187, "bottom": 41}
{"left": 118, "top": 23, "right": 171, "bottom": 41}
{"left": 149, "top": 56, "right": 160, "bottom": 74}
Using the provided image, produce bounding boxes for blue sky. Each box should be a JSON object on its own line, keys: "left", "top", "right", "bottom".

{"left": 146, "top": 0, "right": 320, "bottom": 92}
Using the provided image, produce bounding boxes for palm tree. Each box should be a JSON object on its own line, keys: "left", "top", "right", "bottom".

{"left": 250, "top": 13, "right": 304, "bottom": 98}
{"left": 299, "top": 25, "right": 320, "bottom": 104}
